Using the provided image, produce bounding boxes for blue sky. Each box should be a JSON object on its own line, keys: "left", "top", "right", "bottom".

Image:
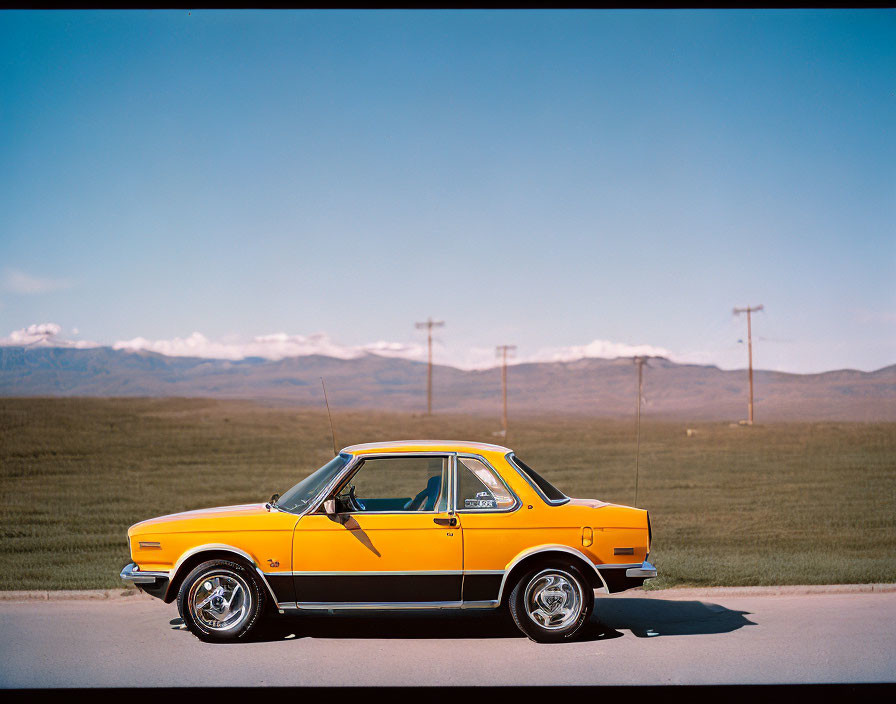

{"left": 1, "top": 10, "right": 894, "bottom": 372}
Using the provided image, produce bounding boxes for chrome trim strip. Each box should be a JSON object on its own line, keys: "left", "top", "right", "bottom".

{"left": 463, "top": 570, "right": 505, "bottom": 575}
{"left": 496, "top": 545, "right": 609, "bottom": 601}
{"left": 342, "top": 440, "right": 510, "bottom": 454}
{"left": 596, "top": 563, "right": 643, "bottom": 570}
{"left": 505, "top": 452, "right": 570, "bottom": 506}
{"left": 267, "top": 569, "right": 505, "bottom": 577}
{"left": 295, "top": 453, "right": 362, "bottom": 519}
{"left": 453, "top": 452, "right": 521, "bottom": 515}
{"left": 290, "top": 570, "right": 464, "bottom": 577}
{"left": 341, "top": 451, "right": 458, "bottom": 458}
{"left": 461, "top": 600, "right": 500, "bottom": 610}
{"left": 171, "top": 543, "right": 255, "bottom": 579}
{"left": 448, "top": 454, "right": 456, "bottom": 514}
{"left": 274, "top": 552, "right": 608, "bottom": 602}
{"left": 168, "top": 543, "right": 280, "bottom": 604}
{"left": 255, "top": 567, "right": 282, "bottom": 604}
{"left": 335, "top": 510, "right": 451, "bottom": 516}
{"left": 625, "top": 561, "right": 657, "bottom": 579}
{"left": 288, "top": 569, "right": 464, "bottom": 577}
{"left": 295, "top": 601, "right": 466, "bottom": 611}
{"left": 276, "top": 600, "right": 500, "bottom": 611}
{"left": 120, "top": 562, "right": 168, "bottom": 584}
{"left": 300, "top": 451, "right": 455, "bottom": 519}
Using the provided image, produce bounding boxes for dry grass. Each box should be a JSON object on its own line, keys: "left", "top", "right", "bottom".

{"left": 1, "top": 397, "right": 894, "bottom": 590}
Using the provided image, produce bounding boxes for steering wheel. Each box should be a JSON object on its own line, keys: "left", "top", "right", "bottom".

{"left": 346, "top": 484, "right": 366, "bottom": 512}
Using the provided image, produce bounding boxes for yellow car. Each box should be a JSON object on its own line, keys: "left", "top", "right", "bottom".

{"left": 121, "top": 440, "right": 656, "bottom": 643}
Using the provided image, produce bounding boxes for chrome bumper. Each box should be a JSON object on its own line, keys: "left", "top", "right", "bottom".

{"left": 625, "top": 561, "right": 657, "bottom": 579}
{"left": 120, "top": 562, "right": 168, "bottom": 584}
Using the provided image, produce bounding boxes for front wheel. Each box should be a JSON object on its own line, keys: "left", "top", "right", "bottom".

{"left": 508, "top": 562, "right": 594, "bottom": 642}
{"left": 177, "top": 559, "right": 266, "bottom": 643}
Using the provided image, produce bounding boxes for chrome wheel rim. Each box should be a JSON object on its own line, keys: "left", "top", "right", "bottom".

{"left": 523, "top": 569, "right": 584, "bottom": 631}
{"left": 188, "top": 570, "right": 251, "bottom": 632}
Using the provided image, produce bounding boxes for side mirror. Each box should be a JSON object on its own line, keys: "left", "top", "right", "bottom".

{"left": 323, "top": 498, "right": 347, "bottom": 524}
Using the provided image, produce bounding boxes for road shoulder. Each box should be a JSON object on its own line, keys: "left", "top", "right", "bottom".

{"left": 1, "top": 582, "right": 894, "bottom": 601}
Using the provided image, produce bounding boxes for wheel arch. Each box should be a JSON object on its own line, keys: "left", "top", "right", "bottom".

{"left": 497, "top": 544, "right": 607, "bottom": 604}
{"left": 163, "top": 543, "right": 277, "bottom": 605}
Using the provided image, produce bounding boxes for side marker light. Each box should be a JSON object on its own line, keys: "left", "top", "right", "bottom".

{"left": 582, "top": 527, "right": 593, "bottom": 547}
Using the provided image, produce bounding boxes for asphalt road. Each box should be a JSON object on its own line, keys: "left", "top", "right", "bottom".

{"left": 1, "top": 589, "right": 894, "bottom": 686}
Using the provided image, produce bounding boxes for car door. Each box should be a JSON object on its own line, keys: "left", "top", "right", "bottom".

{"left": 292, "top": 453, "right": 463, "bottom": 605}
{"left": 454, "top": 454, "right": 522, "bottom": 604}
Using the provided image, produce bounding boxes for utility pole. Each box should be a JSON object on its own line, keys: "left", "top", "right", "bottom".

{"left": 733, "top": 304, "right": 764, "bottom": 425}
{"left": 415, "top": 317, "right": 444, "bottom": 415}
{"left": 633, "top": 356, "right": 648, "bottom": 506}
{"left": 496, "top": 345, "right": 517, "bottom": 439}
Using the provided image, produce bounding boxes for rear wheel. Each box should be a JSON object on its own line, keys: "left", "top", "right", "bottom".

{"left": 508, "top": 561, "right": 594, "bottom": 642}
{"left": 177, "top": 559, "right": 265, "bottom": 643}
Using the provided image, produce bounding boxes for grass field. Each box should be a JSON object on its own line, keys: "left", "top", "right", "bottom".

{"left": 1, "top": 397, "right": 894, "bottom": 591}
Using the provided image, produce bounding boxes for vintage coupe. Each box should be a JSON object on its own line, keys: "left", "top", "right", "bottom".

{"left": 121, "top": 440, "right": 656, "bottom": 642}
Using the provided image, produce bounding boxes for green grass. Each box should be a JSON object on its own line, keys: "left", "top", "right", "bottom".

{"left": 1, "top": 397, "right": 894, "bottom": 590}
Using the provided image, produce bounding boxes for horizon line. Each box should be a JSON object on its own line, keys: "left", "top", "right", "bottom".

{"left": 1, "top": 342, "right": 892, "bottom": 377}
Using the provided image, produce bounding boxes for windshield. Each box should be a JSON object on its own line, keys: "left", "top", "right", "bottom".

{"left": 276, "top": 453, "right": 352, "bottom": 514}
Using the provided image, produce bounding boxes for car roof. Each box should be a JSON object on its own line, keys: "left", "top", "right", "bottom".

{"left": 340, "top": 440, "right": 512, "bottom": 455}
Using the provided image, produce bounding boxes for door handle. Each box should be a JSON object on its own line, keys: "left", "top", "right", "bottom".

{"left": 433, "top": 517, "right": 457, "bottom": 527}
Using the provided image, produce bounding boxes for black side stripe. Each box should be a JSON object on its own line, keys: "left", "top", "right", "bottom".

{"left": 293, "top": 574, "right": 462, "bottom": 602}
{"left": 265, "top": 574, "right": 296, "bottom": 603}
{"left": 462, "top": 573, "right": 503, "bottom": 602}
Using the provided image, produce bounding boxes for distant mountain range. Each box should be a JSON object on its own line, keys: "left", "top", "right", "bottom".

{"left": 1, "top": 346, "right": 894, "bottom": 421}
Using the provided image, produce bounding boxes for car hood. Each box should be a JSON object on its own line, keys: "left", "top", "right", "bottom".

{"left": 567, "top": 497, "right": 612, "bottom": 509}
{"left": 130, "top": 503, "right": 271, "bottom": 531}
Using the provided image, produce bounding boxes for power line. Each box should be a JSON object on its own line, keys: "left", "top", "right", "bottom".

{"left": 496, "top": 345, "right": 517, "bottom": 440}
{"left": 414, "top": 317, "right": 444, "bottom": 415}
{"left": 733, "top": 304, "right": 764, "bottom": 425}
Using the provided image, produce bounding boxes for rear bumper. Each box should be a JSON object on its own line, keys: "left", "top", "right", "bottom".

{"left": 120, "top": 562, "right": 169, "bottom": 599}
{"left": 625, "top": 561, "right": 657, "bottom": 579}
{"left": 597, "top": 561, "right": 657, "bottom": 593}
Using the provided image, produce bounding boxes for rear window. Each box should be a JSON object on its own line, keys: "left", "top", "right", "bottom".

{"left": 508, "top": 454, "right": 569, "bottom": 505}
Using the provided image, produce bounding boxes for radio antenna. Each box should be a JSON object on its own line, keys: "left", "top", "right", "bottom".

{"left": 320, "top": 377, "right": 338, "bottom": 455}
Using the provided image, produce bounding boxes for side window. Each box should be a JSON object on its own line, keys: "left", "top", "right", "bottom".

{"left": 457, "top": 457, "right": 516, "bottom": 511}
{"left": 338, "top": 456, "right": 448, "bottom": 513}
{"left": 510, "top": 455, "right": 569, "bottom": 505}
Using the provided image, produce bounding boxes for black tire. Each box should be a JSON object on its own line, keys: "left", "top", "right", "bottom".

{"left": 507, "top": 560, "right": 594, "bottom": 643}
{"left": 177, "top": 559, "right": 266, "bottom": 643}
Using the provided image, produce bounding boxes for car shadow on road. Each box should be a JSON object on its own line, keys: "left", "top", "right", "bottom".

{"left": 595, "top": 598, "right": 756, "bottom": 638}
{"left": 246, "top": 610, "right": 553, "bottom": 642}
{"left": 169, "top": 597, "right": 754, "bottom": 643}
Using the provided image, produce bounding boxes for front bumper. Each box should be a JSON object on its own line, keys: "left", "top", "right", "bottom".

{"left": 120, "top": 562, "right": 170, "bottom": 599}
{"left": 625, "top": 561, "right": 657, "bottom": 579}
